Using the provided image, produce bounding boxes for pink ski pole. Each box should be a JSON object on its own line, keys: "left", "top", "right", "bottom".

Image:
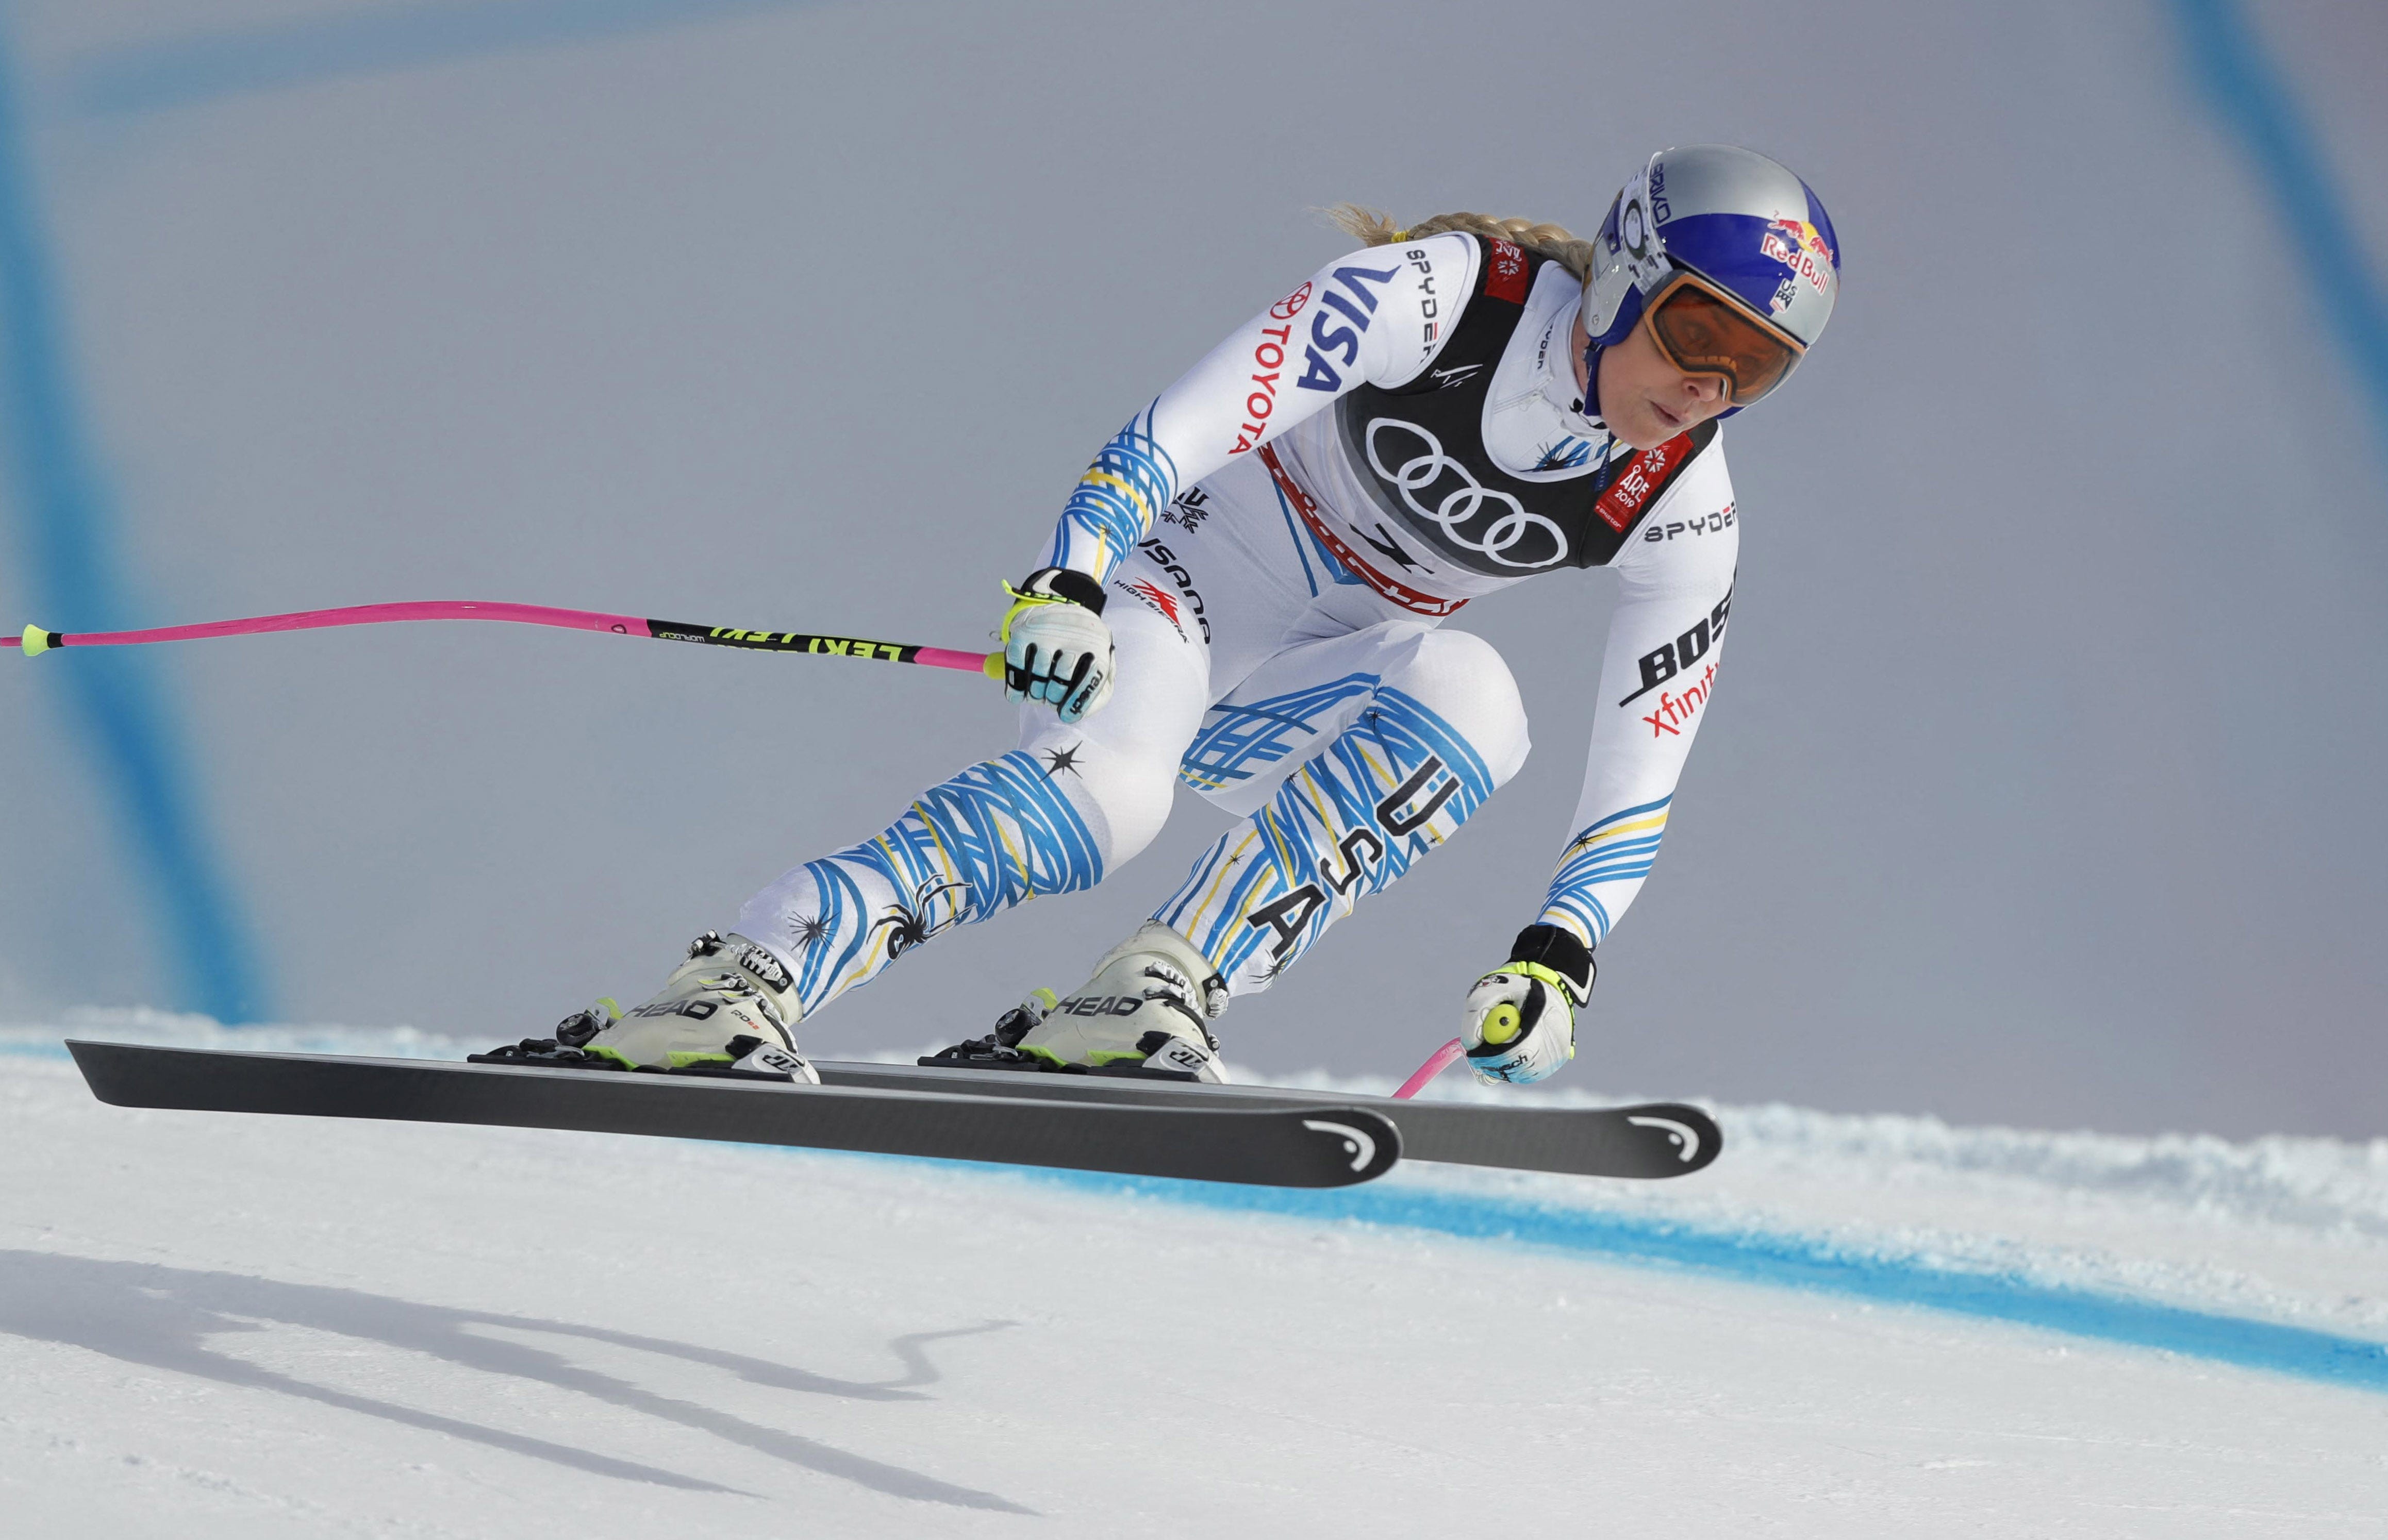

{"left": 17, "top": 601, "right": 1002, "bottom": 678}
{"left": 1392, "top": 1037, "right": 1466, "bottom": 1099}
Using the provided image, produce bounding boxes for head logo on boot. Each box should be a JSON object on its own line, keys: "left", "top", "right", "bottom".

{"left": 1059, "top": 994, "right": 1145, "bottom": 1017}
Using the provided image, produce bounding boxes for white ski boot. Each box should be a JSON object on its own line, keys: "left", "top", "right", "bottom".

{"left": 1015, "top": 920, "right": 1230, "bottom": 1081}
{"left": 557, "top": 931, "right": 819, "bottom": 1081}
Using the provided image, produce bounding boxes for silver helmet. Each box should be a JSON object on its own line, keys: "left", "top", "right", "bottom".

{"left": 1582, "top": 144, "right": 1840, "bottom": 369}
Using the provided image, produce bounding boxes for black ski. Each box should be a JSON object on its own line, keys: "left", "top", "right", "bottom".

{"left": 830, "top": 1059, "right": 1719, "bottom": 1180}
{"left": 65, "top": 1041, "right": 1400, "bottom": 1189}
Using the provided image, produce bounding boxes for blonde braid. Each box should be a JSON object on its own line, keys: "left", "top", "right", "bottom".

{"left": 1321, "top": 204, "right": 1598, "bottom": 281}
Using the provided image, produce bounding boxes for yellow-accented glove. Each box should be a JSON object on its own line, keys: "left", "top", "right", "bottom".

{"left": 1461, "top": 924, "right": 1597, "bottom": 1085}
{"left": 1001, "top": 567, "right": 1114, "bottom": 723}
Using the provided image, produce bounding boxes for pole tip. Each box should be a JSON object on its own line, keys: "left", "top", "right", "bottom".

{"left": 21, "top": 624, "right": 52, "bottom": 657}
{"left": 981, "top": 650, "right": 1004, "bottom": 680}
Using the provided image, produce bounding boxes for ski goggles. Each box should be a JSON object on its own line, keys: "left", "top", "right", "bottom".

{"left": 1639, "top": 269, "right": 1806, "bottom": 405}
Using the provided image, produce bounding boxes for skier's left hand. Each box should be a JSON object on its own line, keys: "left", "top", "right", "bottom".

{"left": 1461, "top": 924, "right": 1596, "bottom": 1085}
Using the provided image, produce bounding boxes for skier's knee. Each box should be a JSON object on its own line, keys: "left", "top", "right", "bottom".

{"left": 1392, "top": 630, "right": 1530, "bottom": 788}
{"left": 1018, "top": 731, "right": 1181, "bottom": 869}
{"left": 1089, "top": 763, "right": 1178, "bottom": 866}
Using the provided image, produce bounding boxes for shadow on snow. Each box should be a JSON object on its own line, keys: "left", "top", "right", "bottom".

{"left": 0, "top": 1249, "right": 1030, "bottom": 1513}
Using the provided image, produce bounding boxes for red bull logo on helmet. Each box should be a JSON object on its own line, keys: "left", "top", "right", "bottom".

{"left": 1761, "top": 218, "right": 1835, "bottom": 305}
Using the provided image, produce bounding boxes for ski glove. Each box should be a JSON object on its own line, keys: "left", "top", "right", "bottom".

{"left": 1002, "top": 567, "right": 1115, "bottom": 722}
{"left": 1461, "top": 924, "right": 1597, "bottom": 1085}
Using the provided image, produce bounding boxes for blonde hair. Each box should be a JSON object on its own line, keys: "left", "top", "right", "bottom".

{"left": 1322, "top": 204, "right": 1597, "bottom": 281}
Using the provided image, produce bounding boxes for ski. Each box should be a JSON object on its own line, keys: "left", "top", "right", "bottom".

{"left": 64, "top": 1041, "right": 1400, "bottom": 1189}
{"left": 826, "top": 1059, "right": 1719, "bottom": 1180}
{"left": 64, "top": 1040, "right": 1717, "bottom": 1184}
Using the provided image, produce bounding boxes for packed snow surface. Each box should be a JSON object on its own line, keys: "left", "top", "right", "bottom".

{"left": 4, "top": 1013, "right": 2385, "bottom": 1537}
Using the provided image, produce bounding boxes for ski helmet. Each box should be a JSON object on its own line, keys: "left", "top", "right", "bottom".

{"left": 1582, "top": 144, "right": 1839, "bottom": 409}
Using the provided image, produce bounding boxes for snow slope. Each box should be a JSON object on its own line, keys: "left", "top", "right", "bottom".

{"left": 4, "top": 1016, "right": 2385, "bottom": 1537}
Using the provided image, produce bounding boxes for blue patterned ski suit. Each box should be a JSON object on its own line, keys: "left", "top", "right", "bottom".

{"left": 737, "top": 231, "right": 1740, "bottom": 1021}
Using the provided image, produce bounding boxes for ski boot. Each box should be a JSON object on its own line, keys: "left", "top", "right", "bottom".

{"left": 477, "top": 932, "right": 818, "bottom": 1081}
{"left": 1020, "top": 921, "right": 1230, "bottom": 1080}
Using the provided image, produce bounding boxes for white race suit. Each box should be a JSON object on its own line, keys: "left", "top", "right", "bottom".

{"left": 737, "top": 232, "right": 1740, "bottom": 1024}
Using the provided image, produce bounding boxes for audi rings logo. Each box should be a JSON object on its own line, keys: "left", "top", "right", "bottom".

{"left": 1364, "top": 419, "right": 1568, "bottom": 568}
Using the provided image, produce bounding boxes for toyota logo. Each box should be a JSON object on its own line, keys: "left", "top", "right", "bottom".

{"left": 1364, "top": 419, "right": 1569, "bottom": 568}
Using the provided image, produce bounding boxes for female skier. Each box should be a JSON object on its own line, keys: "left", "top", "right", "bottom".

{"left": 559, "top": 143, "right": 1840, "bottom": 1088}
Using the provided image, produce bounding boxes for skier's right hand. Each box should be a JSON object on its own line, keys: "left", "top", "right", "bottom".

{"left": 1001, "top": 567, "right": 1115, "bottom": 723}
{"left": 1461, "top": 925, "right": 1597, "bottom": 1085}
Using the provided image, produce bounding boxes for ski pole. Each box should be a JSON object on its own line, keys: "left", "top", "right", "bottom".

{"left": 1392, "top": 1037, "right": 1466, "bottom": 1099}
{"left": 16, "top": 600, "right": 1004, "bottom": 679}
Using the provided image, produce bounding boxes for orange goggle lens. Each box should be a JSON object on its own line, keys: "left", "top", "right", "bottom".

{"left": 1642, "top": 273, "right": 1804, "bottom": 405}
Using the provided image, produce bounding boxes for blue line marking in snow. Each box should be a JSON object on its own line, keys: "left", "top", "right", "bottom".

{"left": 0, "top": 36, "right": 270, "bottom": 1024}
{"left": 2171, "top": 0, "right": 2388, "bottom": 474}
{"left": 61, "top": 0, "right": 826, "bottom": 118}
{"left": 1013, "top": 1165, "right": 2388, "bottom": 1396}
